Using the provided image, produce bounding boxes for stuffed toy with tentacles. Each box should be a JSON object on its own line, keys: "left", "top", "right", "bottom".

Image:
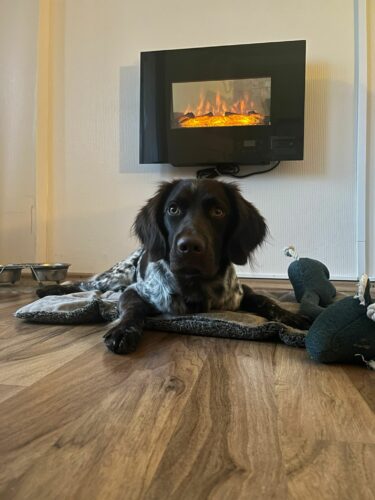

{"left": 285, "top": 246, "right": 375, "bottom": 368}
{"left": 284, "top": 246, "right": 337, "bottom": 319}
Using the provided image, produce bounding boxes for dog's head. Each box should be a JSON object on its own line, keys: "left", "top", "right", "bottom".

{"left": 133, "top": 179, "right": 267, "bottom": 278}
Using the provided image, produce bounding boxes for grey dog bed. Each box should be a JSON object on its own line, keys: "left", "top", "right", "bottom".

{"left": 15, "top": 289, "right": 307, "bottom": 348}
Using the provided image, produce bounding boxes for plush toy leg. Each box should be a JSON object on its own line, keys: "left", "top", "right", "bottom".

{"left": 300, "top": 290, "right": 326, "bottom": 319}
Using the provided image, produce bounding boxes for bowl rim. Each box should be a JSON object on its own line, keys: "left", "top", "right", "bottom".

{"left": 0, "top": 264, "right": 25, "bottom": 270}
{"left": 26, "top": 263, "right": 71, "bottom": 269}
{"left": 1, "top": 263, "right": 71, "bottom": 270}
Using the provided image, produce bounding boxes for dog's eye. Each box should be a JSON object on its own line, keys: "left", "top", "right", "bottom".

{"left": 211, "top": 207, "right": 225, "bottom": 218}
{"left": 167, "top": 203, "right": 181, "bottom": 216}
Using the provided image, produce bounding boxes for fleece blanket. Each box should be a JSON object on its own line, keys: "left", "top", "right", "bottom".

{"left": 15, "top": 289, "right": 309, "bottom": 348}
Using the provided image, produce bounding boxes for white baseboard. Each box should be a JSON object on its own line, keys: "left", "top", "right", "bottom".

{"left": 69, "top": 270, "right": 374, "bottom": 282}
{"left": 236, "top": 271, "right": 363, "bottom": 281}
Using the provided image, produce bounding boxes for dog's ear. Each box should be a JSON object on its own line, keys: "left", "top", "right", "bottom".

{"left": 133, "top": 181, "right": 179, "bottom": 261}
{"left": 224, "top": 183, "right": 268, "bottom": 265}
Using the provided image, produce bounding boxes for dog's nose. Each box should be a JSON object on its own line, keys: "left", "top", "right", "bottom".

{"left": 176, "top": 236, "right": 205, "bottom": 255}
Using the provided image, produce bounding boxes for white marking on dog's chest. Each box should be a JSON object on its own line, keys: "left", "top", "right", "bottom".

{"left": 131, "top": 260, "right": 243, "bottom": 315}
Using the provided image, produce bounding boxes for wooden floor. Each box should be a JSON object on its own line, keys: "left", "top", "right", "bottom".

{"left": 0, "top": 282, "right": 374, "bottom": 500}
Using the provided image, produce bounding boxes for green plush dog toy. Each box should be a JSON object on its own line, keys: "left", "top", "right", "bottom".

{"left": 285, "top": 246, "right": 375, "bottom": 368}
{"left": 284, "top": 246, "right": 337, "bottom": 319}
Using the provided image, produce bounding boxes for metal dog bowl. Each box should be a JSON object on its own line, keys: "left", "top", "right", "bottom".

{"left": 0, "top": 265, "right": 24, "bottom": 284}
{"left": 0, "top": 262, "right": 70, "bottom": 285}
{"left": 28, "top": 263, "right": 71, "bottom": 284}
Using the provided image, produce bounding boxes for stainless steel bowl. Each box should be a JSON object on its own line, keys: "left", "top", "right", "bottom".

{"left": 28, "top": 263, "right": 71, "bottom": 284}
{"left": 0, "top": 265, "right": 24, "bottom": 284}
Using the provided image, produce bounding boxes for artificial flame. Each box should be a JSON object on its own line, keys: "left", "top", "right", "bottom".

{"left": 178, "top": 91, "right": 266, "bottom": 128}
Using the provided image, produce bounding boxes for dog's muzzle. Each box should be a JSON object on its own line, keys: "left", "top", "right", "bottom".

{"left": 170, "top": 233, "right": 216, "bottom": 277}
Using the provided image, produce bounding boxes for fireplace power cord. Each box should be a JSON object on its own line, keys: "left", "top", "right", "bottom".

{"left": 196, "top": 161, "right": 281, "bottom": 179}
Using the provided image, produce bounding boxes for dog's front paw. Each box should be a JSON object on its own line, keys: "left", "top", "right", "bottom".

{"left": 103, "top": 322, "right": 142, "bottom": 354}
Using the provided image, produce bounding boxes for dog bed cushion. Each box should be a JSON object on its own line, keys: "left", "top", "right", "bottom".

{"left": 15, "top": 290, "right": 307, "bottom": 347}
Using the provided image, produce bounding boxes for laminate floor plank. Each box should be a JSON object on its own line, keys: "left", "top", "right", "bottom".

{"left": 0, "top": 322, "right": 104, "bottom": 386}
{"left": 274, "top": 345, "right": 375, "bottom": 444}
{"left": 145, "top": 341, "right": 288, "bottom": 500}
{"left": 281, "top": 438, "right": 375, "bottom": 500}
{"left": 0, "top": 383, "right": 25, "bottom": 403}
{"left": 0, "top": 333, "right": 206, "bottom": 500}
{"left": 0, "top": 285, "right": 35, "bottom": 310}
{"left": 343, "top": 364, "right": 375, "bottom": 412}
{"left": 0, "top": 286, "right": 374, "bottom": 499}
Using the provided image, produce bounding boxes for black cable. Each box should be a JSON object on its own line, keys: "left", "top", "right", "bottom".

{"left": 196, "top": 161, "right": 281, "bottom": 179}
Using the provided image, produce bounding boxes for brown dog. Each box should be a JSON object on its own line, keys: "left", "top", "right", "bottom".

{"left": 37, "top": 179, "right": 310, "bottom": 354}
{"left": 102, "top": 179, "right": 310, "bottom": 353}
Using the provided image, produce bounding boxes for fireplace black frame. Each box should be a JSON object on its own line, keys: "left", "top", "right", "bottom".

{"left": 140, "top": 40, "right": 306, "bottom": 166}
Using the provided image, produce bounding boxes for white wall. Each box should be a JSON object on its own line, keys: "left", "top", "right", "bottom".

{"left": 368, "top": 0, "right": 375, "bottom": 277}
{"left": 0, "top": 0, "right": 39, "bottom": 264}
{"left": 48, "top": 0, "right": 360, "bottom": 279}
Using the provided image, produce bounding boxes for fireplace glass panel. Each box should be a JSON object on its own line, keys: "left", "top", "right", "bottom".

{"left": 171, "top": 77, "right": 271, "bottom": 129}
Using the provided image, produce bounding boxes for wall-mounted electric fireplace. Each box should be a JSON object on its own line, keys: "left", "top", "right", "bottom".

{"left": 140, "top": 40, "right": 306, "bottom": 166}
